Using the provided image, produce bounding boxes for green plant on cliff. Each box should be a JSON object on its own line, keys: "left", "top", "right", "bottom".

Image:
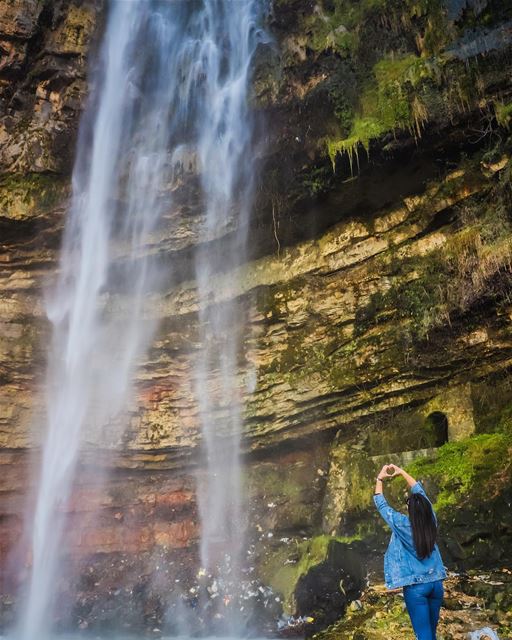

{"left": 304, "top": 0, "right": 389, "bottom": 55}
{"left": 259, "top": 534, "right": 361, "bottom": 613}
{"left": 304, "top": 0, "right": 451, "bottom": 58}
{"left": 407, "top": 430, "right": 512, "bottom": 513}
{"left": 327, "top": 54, "right": 435, "bottom": 170}
{"left": 406, "top": 0, "right": 452, "bottom": 55}
{"left": 323, "top": 0, "right": 505, "bottom": 170}
{"left": 358, "top": 163, "right": 512, "bottom": 340}
{"left": 495, "top": 101, "right": 512, "bottom": 129}
{"left": 301, "top": 163, "right": 336, "bottom": 197}
{"left": 326, "top": 54, "right": 490, "bottom": 170}
{"left": 0, "top": 173, "right": 67, "bottom": 220}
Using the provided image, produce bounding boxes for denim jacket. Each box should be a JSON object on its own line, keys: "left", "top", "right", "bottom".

{"left": 373, "top": 481, "right": 447, "bottom": 589}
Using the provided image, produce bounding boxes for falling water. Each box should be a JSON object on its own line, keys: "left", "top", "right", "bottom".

{"left": 17, "top": 1, "right": 266, "bottom": 638}
{"left": 193, "top": 0, "right": 263, "bottom": 624}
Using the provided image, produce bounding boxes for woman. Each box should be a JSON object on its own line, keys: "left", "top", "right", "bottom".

{"left": 374, "top": 463, "right": 446, "bottom": 640}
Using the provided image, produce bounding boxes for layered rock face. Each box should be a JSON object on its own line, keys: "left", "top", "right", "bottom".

{"left": 0, "top": 0, "right": 102, "bottom": 173}
{"left": 1, "top": 0, "right": 512, "bottom": 634}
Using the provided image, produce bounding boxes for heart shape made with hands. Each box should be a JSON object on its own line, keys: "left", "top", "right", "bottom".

{"left": 385, "top": 465, "right": 396, "bottom": 476}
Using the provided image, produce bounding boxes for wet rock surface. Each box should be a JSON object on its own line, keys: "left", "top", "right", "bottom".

{"left": 0, "top": 0, "right": 103, "bottom": 174}
{"left": 1, "top": 0, "right": 512, "bottom": 636}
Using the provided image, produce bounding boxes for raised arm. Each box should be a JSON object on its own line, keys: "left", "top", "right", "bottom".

{"left": 374, "top": 464, "right": 393, "bottom": 495}
{"left": 373, "top": 464, "right": 405, "bottom": 531}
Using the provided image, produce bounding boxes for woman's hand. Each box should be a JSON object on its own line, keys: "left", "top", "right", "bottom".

{"left": 377, "top": 464, "right": 396, "bottom": 480}
{"left": 383, "top": 464, "right": 418, "bottom": 488}
{"left": 385, "top": 464, "right": 404, "bottom": 478}
{"left": 375, "top": 463, "right": 418, "bottom": 495}
{"left": 375, "top": 464, "right": 395, "bottom": 494}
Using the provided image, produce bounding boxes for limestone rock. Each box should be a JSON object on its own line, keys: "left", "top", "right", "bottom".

{"left": 1, "top": 0, "right": 512, "bottom": 634}
{"left": 0, "top": 0, "right": 103, "bottom": 174}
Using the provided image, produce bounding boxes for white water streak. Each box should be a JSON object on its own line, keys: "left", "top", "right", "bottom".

{"left": 18, "top": 1, "right": 266, "bottom": 638}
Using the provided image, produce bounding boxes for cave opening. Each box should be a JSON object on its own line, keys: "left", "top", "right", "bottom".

{"left": 426, "top": 411, "right": 449, "bottom": 447}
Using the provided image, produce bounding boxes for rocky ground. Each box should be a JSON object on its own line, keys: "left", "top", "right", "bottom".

{"left": 315, "top": 570, "right": 512, "bottom": 640}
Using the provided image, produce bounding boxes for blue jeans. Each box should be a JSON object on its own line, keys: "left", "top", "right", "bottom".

{"left": 403, "top": 580, "right": 444, "bottom": 640}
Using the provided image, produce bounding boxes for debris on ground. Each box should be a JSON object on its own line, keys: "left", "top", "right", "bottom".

{"left": 277, "top": 614, "right": 315, "bottom": 636}
{"left": 313, "top": 570, "right": 512, "bottom": 640}
{"left": 467, "top": 628, "right": 501, "bottom": 640}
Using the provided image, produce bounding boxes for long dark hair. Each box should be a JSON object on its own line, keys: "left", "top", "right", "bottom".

{"left": 407, "top": 494, "right": 437, "bottom": 559}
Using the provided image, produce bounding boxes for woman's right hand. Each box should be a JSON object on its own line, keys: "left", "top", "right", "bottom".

{"left": 386, "top": 464, "right": 404, "bottom": 477}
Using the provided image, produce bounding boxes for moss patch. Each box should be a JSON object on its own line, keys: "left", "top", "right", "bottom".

{"left": 303, "top": 0, "right": 389, "bottom": 56}
{"left": 258, "top": 535, "right": 360, "bottom": 613}
{"left": 327, "top": 54, "right": 436, "bottom": 170}
{"left": 0, "top": 173, "right": 68, "bottom": 220}
{"left": 495, "top": 101, "right": 512, "bottom": 129}
{"left": 407, "top": 432, "right": 512, "bottom": 512}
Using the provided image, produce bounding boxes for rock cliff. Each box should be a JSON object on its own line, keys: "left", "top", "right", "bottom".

{"left": 1, "top": 0, "right": 512, "bottom": 636}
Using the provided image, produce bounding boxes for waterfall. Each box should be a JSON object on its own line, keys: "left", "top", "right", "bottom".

{"left": 17, "top": 1, "right": 266, "bottom": 637}
{"left": 194, "top": 1, "right": 262, "bottom": 626}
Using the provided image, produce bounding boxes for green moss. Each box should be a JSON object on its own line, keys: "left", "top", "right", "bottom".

{"left": 0, "top": 173, "right": 67, "bottom": 220}
{"left": 261, "top": 326, "right": 360, "bottom": 389}
{"left": 373, "top": 55, "right": 431, "bottom": 87}
{"left": 255, "top": 293, "right": 351, "bottom": 390}
{"left": 259, "top": 535, "right": 361, "bottom": 613}
{"left": 295, "top": 535, "right": 333, "bottom": 576}
{"left": 304, "top": 0, "right": 389, "bottom": 55}
{"left": 258, "top": 545, "right": 298, "bottom": 611}
{"left": 407, "top": 432, "right": 512, "bottom": 512}
{"left": 407, "top": 0, "right": 452, "bottom": 55}
{"left": 313, "top": 587, "right": 409, "bottom": 639}
{"left": 495, "top": 102, "right": 512, "bottom": 129}
{"left": 327, "top": 55, "right": 434, "bottom": 169}
{"left": 258, "top": 537, "right": 331, "bottom": 613}
{"left": 327, "top": 117, "right": 390, "bottom": 172}
{"left": 355, "top": 259, "right": 443, "bottom": 340}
